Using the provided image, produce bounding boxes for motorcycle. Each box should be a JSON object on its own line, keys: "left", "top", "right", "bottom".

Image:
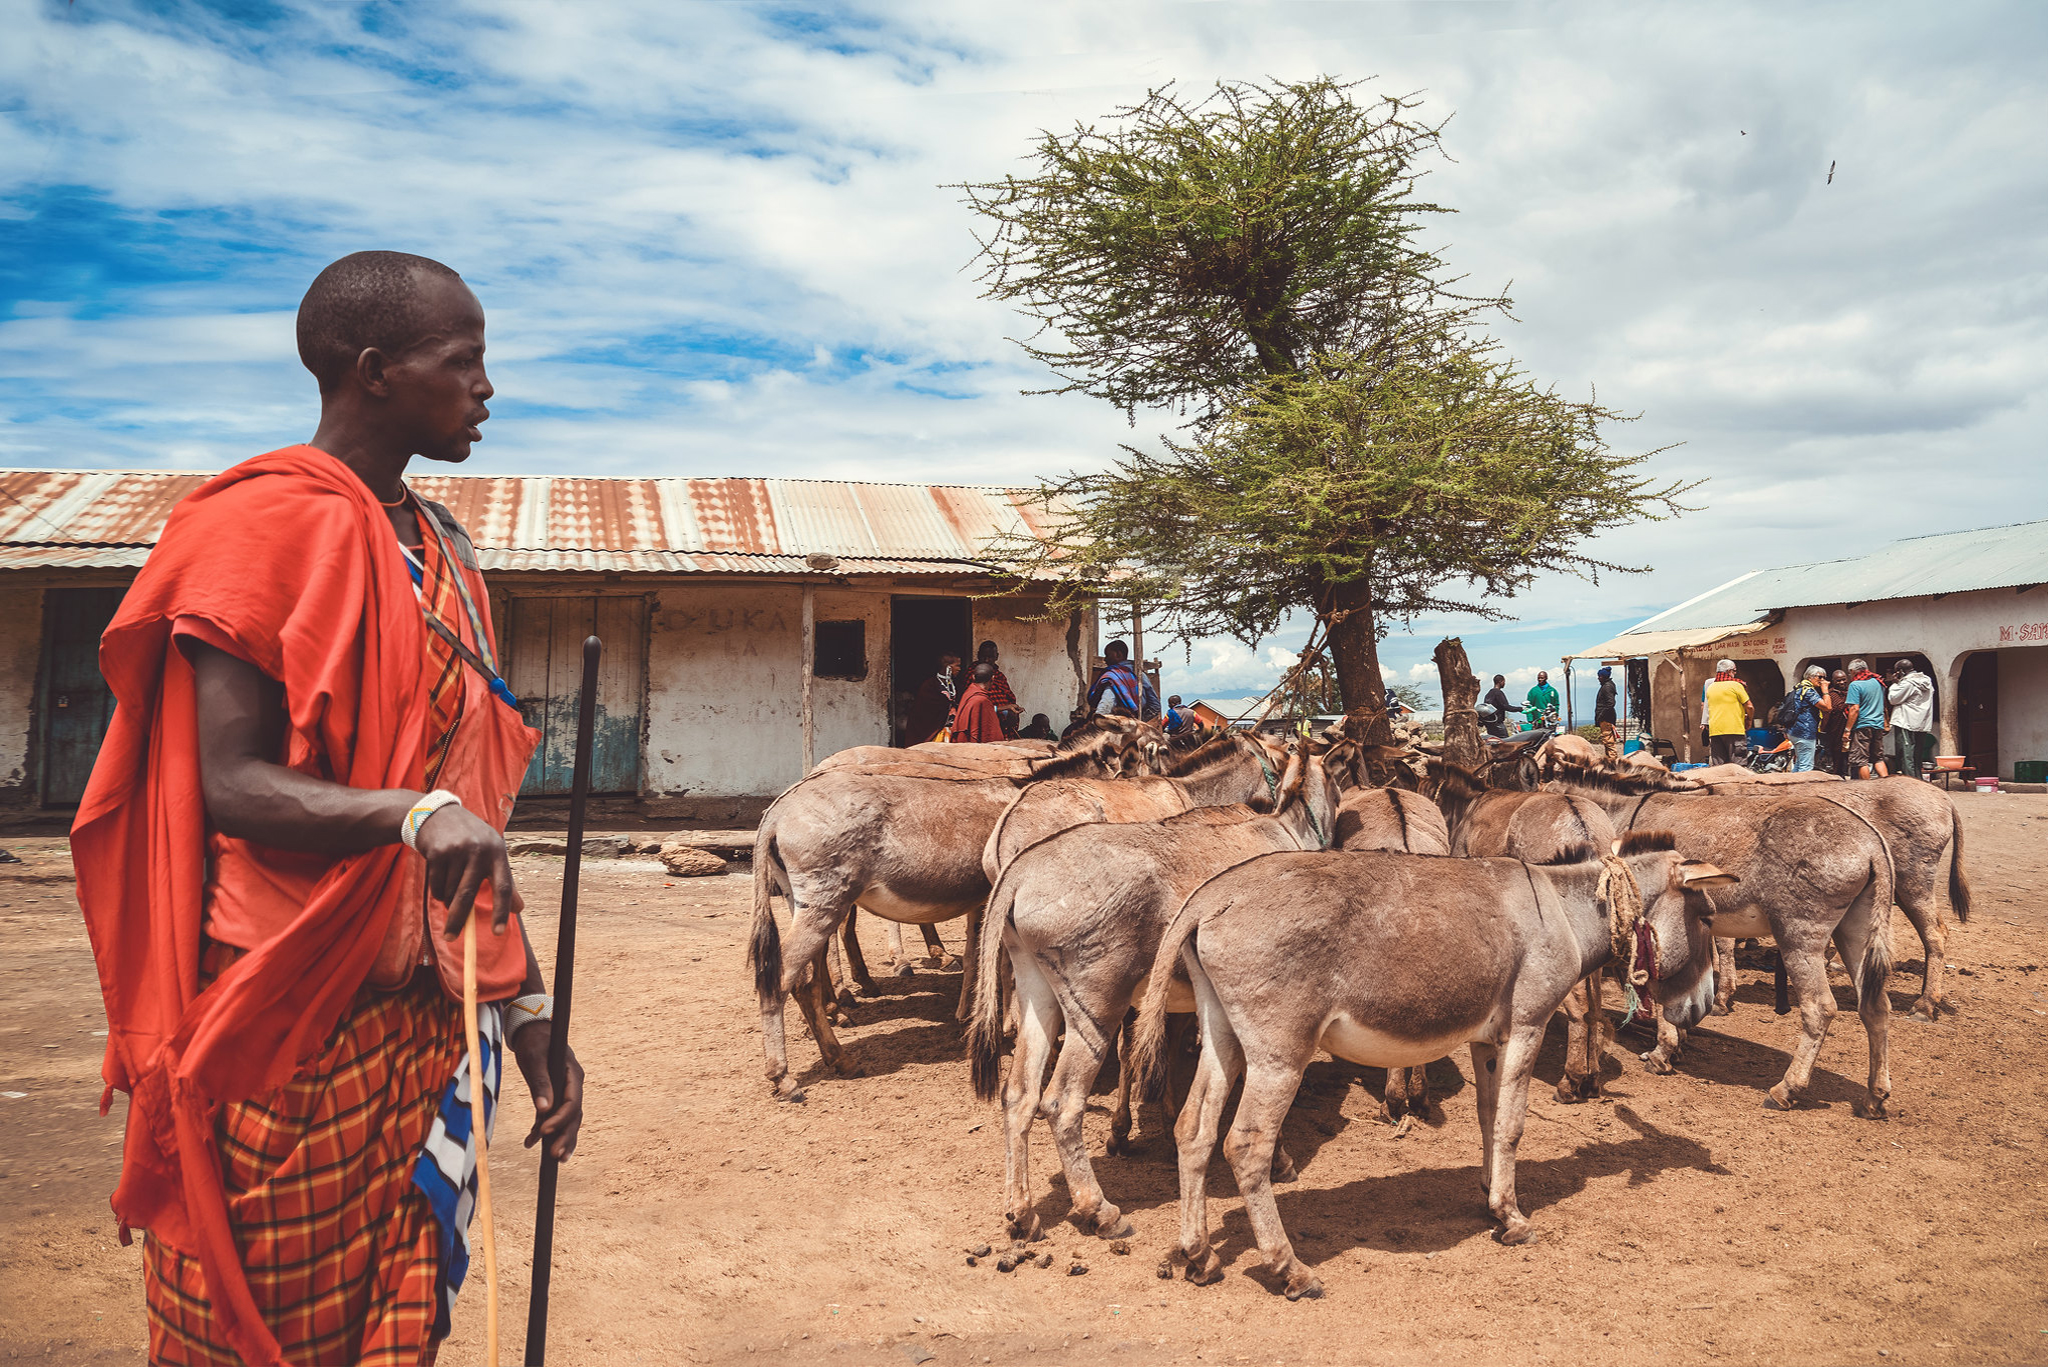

{"left": 1745, "top": 725, "right": 1795, "bottom": 773}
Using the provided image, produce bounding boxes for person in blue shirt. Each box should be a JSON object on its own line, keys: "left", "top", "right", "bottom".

{"left": 1841, "top": 657, "right": 1890, "bottom": 779}
{"left": 1086, "top": 639, "right": 1160, "bottom": 720}
{"left": 1784, "top": 664, "right": 1828, "bottom": 772}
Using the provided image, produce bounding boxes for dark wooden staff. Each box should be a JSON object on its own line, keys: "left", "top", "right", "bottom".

{"left": 524, "top": 634, "right": 600, "bottom": 1366}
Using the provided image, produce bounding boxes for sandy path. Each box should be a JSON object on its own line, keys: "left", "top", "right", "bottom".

{"left": 4, "top": 794, "right": 2046, "bottom": 1365}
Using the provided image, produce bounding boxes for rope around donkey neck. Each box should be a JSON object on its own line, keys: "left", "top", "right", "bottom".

{"left": 1594, "top": 854, "right": 1656, "bottom": 1076}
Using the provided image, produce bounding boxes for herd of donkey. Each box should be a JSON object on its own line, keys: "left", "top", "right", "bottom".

{"left": 743, "top": 713, "right": 1967, "bottom": 1301}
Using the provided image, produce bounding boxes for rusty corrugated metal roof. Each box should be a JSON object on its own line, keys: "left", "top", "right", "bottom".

{"left": 0, "top": 469, "right": 1060, "bottom": 575}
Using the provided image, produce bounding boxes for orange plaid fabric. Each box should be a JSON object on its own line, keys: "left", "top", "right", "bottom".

{"left": 144, "top": 946, "right": 464, "bottom": 1366}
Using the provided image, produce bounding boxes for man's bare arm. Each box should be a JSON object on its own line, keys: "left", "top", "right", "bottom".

{"left": 184, "top": 638, "right": 521, "bottom": 936}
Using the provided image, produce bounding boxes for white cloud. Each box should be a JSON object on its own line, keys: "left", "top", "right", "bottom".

{"left": 1, "top": 0, "right": 2043, "bottom": 663}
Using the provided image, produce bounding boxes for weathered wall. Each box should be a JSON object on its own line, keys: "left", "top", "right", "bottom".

{"left": 0, "top": 584, "right": 42, "bottom": 803}
{"left": 639, "top": 579, "right": 1096, "bottom": 800}
{"left": 1998, "top": 646, "right": 2048, "bottom": 778}
{"left": 971, "top": 597, "right": 1093, "bottom": 731}
{"left": 644, "top": 583, "right": 808, "bottom": 800}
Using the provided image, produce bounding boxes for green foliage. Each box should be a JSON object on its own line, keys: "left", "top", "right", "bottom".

{"left": 957, "top": 77, "right": 1500, "bottom": 421}
{"left": 1389, "top": 682, "right": 1432, "bottom": 713}
{"left": 994, "top": 343, "right": 1697, "bottom": 653}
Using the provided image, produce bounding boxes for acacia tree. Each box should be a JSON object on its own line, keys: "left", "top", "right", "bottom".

{"left": 962, "top": 78, "right": 1694, "bottom": 740}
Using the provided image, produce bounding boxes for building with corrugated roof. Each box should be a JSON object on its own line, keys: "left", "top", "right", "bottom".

{"left": 1564, "top": 518, "right": 2048, "bottom": 779}
{"left": 0, "top": 469, "right": 1102, "bottom": 814}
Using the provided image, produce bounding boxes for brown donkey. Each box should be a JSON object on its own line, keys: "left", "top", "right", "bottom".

{"left": 1132, "top": 834, "right": 1729, "bottom": 1299}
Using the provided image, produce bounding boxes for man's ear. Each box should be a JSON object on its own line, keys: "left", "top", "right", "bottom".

{"left": 354, "top": 346, "right": 392, "bottom": 398}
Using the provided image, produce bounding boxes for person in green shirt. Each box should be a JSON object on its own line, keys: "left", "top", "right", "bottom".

{"left": 1525, "top": 671, "right": 1561, "bottom": 729}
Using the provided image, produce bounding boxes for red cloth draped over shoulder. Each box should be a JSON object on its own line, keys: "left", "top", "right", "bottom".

{"left": 73, "top": 446, "right": 436, "bottom": 1367}
{"left": 948, "top": 683, "right": 1004, "bottom": 744}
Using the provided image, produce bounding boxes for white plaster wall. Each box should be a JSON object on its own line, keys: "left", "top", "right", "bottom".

{"left": 0, "top": 584, "right": 42, "bottom": 799}
{"left": 810, "top": 588, "right": 891, "bottom": 759}
{"left": 974, "top": 599, "right": 1093, "bottom": 730}
{"left": 640, "top": 581, "right": 1101, "bottom": 797}
{"left": 644, "top": 583, "right": 808, "bottom": 798}
{"left": 1998, "top": 646, "right": 2048, "bottom": 779}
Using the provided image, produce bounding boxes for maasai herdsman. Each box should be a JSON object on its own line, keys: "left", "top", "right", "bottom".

{"left": 73, "top": 251, "right": 585, "bottom": 1367}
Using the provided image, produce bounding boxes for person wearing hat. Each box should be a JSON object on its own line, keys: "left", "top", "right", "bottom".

{"left": 1784, "top": 664, "right": 1829, "bottom": 772}
{"left": 1594, "top": 665, "right": 1621, "bottom": 762}
{"left": 1701, "top": 658, "right": 1754, "bottom": 766}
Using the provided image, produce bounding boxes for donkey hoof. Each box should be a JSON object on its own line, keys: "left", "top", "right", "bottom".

{"left": 771, "top": 1080, "right": 806, "bottom": 1104}
{"left": 1853, "top": 1096, "right": 1890, "bottom": 1121}
{"left": 891, "top": 962, "right": 915, "bottom": 978}
{"left": 1495, "top": 1221, "right": 1535, "bottom": 1247}
{"left": 1186, "top": 1253, "right": 1223, "bottom": 1286}
{"left": 1092, "top": 1207, "right": 1134, "bottom": 1240}
{"left": 1765, "top": 1083, "right": 1797, "bottom": 1111}
{"left": 1272, "top": 1158, "right": 1298, "bottom": 1183}
{"left": 1284, "top": 1275, "right": 1325, "bottom": 1301}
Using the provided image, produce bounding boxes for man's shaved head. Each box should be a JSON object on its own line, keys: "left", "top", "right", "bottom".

{"left": 297, "top": 251, "right": 469, "bottom": 391}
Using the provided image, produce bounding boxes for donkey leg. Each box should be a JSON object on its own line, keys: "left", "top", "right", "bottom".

{"left": 1556, "top": 976, "right": 1595, "bottom": 1103}
{"left": 1481, "top": 1026, "right": 1546, "bottom": 1245}
{"left": 1001, "top": 958, "right": 1062, "bottom": 1242}
{"left": 920, "top": 922, "right": 961, "bottom": 970}
{"left": 1380, "top": 1068, "right": 1411, "bottom": 1125}
{"left": 1170, "top": 1006, "right": 1243, "bottom": 1287}
{"left": 838, "top": 907, "right": 876, "bottom": 997}
{"left": 1834, "top": 909, "right": 1894, "bottom": 1119}
{"left": 1107, "top": 1009, "right": 1137, "bottom": 1156}
{"left": 802, "top": 949, "right": 859, "bottom": 1076}
{"left": 1895, "top": 893, "right": 1947, "bottom": 1022}
{"left": 1043, "top": 1025, "right": 1129, "bottom": 1238}
{"left": 884, "top": 921, "right": 915, "bottom": 978}
{"left": 766, "top": 902, "right": 853, "bottom": 1097}
{"left": 1469, "top": 1040, "right": 1502, "bottom": 1202}
{"left": 1224, "top": 1058, "right": 1321, "bottom": 1300}
{"left": 1766, "top": 937, "right": 1838, "bottom": 1111}
{"left": 1711, "top": 937, "right": 1738, "bottom": 1014}
{"left": 956, "top": 906, "right": 983, "bottom": 1024}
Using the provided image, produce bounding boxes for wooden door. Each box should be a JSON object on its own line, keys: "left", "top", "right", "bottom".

{"left": 504, "top": 596, "right": 647, "bottom": 795}
{"left": 39, "top": 587, "right": 126, "bottom": 805}
{"left": 1958, "top": 651, "right": 1998, "bottom": 777}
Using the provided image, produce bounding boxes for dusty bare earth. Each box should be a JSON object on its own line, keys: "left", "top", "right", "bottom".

{"left": 4, "top": 794, "right": 2047, "bottom": 1367}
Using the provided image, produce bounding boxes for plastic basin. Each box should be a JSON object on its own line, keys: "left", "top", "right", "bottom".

{"left": 1934, "top": 755, "right": 1967, "bottom": 772}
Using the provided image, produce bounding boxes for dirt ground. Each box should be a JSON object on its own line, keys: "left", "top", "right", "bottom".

{"left": 4, "top": 792, "right": 2047, "bottom": 1367}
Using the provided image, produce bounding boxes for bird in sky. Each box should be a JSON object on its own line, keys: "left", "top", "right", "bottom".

{"left": 1828, "top": 159, "right": 1836, "bottom": 183}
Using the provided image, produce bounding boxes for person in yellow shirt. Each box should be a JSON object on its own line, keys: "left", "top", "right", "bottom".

{"left": 1702, "top": 658, "right": 1754, "bottom": 766}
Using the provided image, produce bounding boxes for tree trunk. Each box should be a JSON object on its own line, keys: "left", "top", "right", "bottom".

{"left": 1434, "top": 636, "right": 1484, "bottom": 771}
{"left": 1327, "top": 579, "right": 1394, "bottom": 745}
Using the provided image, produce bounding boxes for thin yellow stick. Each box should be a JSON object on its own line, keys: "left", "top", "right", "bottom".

{"left": 463, "top": 914, "right": 500, "bottom": 1366}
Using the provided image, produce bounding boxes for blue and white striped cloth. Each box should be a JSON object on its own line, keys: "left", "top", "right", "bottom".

{"left": 412, "top": 1003, "right": 503, "bottom": 1340}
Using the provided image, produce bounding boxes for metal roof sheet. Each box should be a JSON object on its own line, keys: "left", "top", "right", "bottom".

{"left": 1568, "top": 517, "right": 2048, "bottom": 658}
{"left": 0, "top": 469, "right": 1063, "bottom": 575}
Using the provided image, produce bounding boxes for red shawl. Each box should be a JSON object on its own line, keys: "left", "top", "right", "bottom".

{"left": 74, "top": 446, "right": 436, "bottom": 1367}
{"left": 949, "top": 683, "right": 1005, "bottom": 744}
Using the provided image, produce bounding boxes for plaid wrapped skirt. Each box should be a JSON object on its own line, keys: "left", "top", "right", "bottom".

{"left": 144, "top": 957, "right": 464, "bottom": 1367}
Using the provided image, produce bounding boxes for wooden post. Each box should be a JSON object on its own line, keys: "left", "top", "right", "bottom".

{"left": 801, "top": 584, "right": 816, "bottom": 773}
{"left": 1132, "top": 602, "right": 1145, "bottom": 714}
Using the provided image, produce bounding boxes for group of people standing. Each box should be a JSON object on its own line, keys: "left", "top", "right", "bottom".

{"left": 1706, "top": 656, "right": 1937, "bottom": 777}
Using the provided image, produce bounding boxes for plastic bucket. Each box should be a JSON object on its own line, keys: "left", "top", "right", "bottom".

{"left": 1623, "top": 738, "right": 1644, "bottom": 755}
{"left": 1974, "top": 777, "right": 1999, "bottom": 793}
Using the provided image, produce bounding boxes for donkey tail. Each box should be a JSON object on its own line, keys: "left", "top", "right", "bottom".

{"left": 749, "top": 826, "right": 785, "bottom": 1002}
{"left": 1859, "top": 842, "right": 1896, "bottom": 1006}
{"left": 968, "top": 863, "right": 1019, "bottom": 1102}
{"left": 1948, "top": 805, "right": 1972, "bottom": 922}
{"left": 1131, "top": 894, "right": 1205, "bottom": 1096}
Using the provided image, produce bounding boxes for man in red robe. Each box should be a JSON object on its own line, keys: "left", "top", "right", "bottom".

{"left": 948, "top": 662, "right": 1007, "bottom": 744}
{"left": 74, "top": 251, "right": 584, "bottom": 1367}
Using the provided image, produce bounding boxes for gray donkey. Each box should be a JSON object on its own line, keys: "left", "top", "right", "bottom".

{"left": 1133, "top": 832, "right": 1729, "bottom": 1299}
{"left": 967, "top": 741, "right": 1347, "bottom": 1243}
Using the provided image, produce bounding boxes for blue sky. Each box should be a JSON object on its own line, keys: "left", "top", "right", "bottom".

{"left": 4, "top": 0, "right": 2044, "bottom": 706}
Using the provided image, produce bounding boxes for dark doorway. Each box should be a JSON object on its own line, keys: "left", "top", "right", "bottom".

{"left": 38, "top": 586, "right": 126, "bottom": 805}
{"left": 1624, "top": 658, "right": 1651, "bottom": 727}
{"left": 1731, "top": 660, "right": 1787, "bottom": 719}
{"left": 503, "top": 595, "right": 648, "bottom": 795}
{"left": 1958, "top": 651, "right": 1997, "bottom": 776}
{"left": 890, "top": 596, "right": 971, "bottom": 745}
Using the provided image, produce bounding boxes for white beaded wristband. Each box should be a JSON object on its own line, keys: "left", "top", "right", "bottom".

{"left": 400, "top": 789, "right": 464, "bottom": 851}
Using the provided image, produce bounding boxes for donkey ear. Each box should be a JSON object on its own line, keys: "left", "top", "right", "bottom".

{"left": 1610, "top": 839, "right": 1624, "bottom": 856}
{"left": 1680, "top": 860, "right": 1739, "bottom": 888}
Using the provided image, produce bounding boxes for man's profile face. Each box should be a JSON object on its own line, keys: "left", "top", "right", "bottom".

{"left": 383, "top": 274, "right": 493, "bottom": 465}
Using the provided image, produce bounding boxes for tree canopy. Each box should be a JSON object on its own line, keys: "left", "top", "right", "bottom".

{"left": 963, "top": 77, "right": 1697, "bottom": 739}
